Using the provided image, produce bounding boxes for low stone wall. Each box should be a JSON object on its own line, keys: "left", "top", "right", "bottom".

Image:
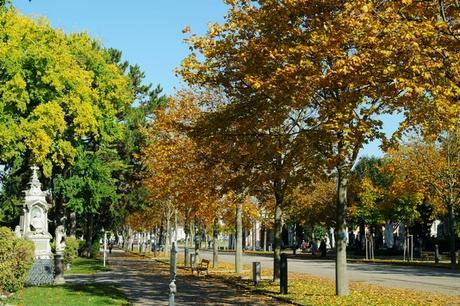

{"left": 26, "top": 258, "right": 54, "bottom": 286}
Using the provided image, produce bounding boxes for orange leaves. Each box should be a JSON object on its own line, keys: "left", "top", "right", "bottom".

{"left": 383, "top": 131, "right": 460, "bottom": 217}
{"left": 141, "top": 91, "right": 228, "bottom": 229}
{"left": 287, "top": 178, "right": 337, "bottom": 227}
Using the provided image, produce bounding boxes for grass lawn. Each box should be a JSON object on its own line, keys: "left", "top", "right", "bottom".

{"left": 65, "top": 257, "right": 111, "bottom": 275}
{"left": 6, "top": 283, "right": 129, "bottom": 306}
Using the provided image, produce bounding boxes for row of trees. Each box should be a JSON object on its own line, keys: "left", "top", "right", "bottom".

{"left": 0, "top": 4, "right": 165, "bottom": 256}
{"left": 138, "top": 0, "right": 459, "bottom": 297}
{"left": 0, "top": 0, "right": 458, "bottom": 298}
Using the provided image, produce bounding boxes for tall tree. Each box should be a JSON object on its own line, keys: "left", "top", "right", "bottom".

{"left": 385, "top": 132, "right": 460, "bottom": 265}
{"left": 0, "top": 8, "right": 133, "bottom": 232}
{"left": 179, "top": 0, "right": 459, "bottom": 294}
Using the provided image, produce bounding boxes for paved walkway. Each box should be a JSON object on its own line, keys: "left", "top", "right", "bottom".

{"left": 199, "top": 250, "right": 460, "bottom": 296}
{"left": 67, "top": 250, "right": 285, "bottom": 306}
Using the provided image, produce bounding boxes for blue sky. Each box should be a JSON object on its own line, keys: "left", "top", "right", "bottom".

{"left": 14, "top": 0, "right": 227, "bottom": 93}
{"left": 13, "top": 0, "right": 397, "bottom": 157}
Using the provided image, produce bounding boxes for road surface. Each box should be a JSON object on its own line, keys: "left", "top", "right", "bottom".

{"left": 198, "top": 250, "right": 460, "bottom": 295}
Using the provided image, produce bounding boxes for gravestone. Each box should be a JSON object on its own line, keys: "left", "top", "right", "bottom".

{"left": 17, "top": 165, "right": 54, "bottom": 285}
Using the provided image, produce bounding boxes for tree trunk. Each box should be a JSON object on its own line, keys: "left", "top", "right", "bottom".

{"left": 174, "top": 209, "right": 178, "bottom": 243}
{"left": 213, "top": 219, "right": 219, "bottom": 268}
{"left": 86, "top": 213, "right": 94, "bottom": 258}
{"left": 448, "top": 204, "right": 457, "bottom": 266}
{"left": 252, "top": 221, "right": 257, "bottom": 251}
{"left": 263, "top": 224, "right": 267, "bottom": 251}
{"left": 192, "top": 218, "right": 200, "bottom": 263}
{"left": 273, "top": 178, "right": 284, "bottom": 281}
{"left": 235, "top": 200, "right": 243, "bottom": 273}
{"left": 69, "top": 212, "right": 77, "bottom": 237}
{"left": 165, "top": 208, "right": 172, "bottom": 256}
{"left": 336, "top": 165, "right": 349, "bottom": 296}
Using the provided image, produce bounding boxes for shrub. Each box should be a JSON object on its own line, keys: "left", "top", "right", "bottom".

{"left": 50, "top": 239, "right": 56, "bottom": 254}
{"left": 77, "top": 240, "right": 100, "bottom": 258}
{"left": 0, "top": 227, "right": 34, "bottom": 294}
{"left": 90, "top": 241, "right": 100, "bottom": 259}
{"left": 64, "top": 236, "right": 79, "bottom": 266}
{"left": 77, "top": 240, "right": 88, "bottom": 257}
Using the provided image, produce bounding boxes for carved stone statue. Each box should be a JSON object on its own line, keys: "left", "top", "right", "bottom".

{"left": 31, "top": 207, "right": 44, "bottom": 232}
{"left": 55, "top": 225, "right": 66, "bottom": 254}
{"left": 14, "top": 225, "right": 22, "bottom": 238}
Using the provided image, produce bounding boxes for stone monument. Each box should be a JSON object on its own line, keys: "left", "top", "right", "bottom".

{"left": 55, "top": 225, "right": 66, "bottom": 254}
{"left": 17, "top": 165, "right": 54, "bottom": 285}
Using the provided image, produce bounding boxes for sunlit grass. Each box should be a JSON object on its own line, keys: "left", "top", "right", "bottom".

{"left": 6, "top": 283, "right": 129, "bottom": 306}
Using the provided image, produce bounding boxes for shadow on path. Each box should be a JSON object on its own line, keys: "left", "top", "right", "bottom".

{"left": 67, "top": 250, "right": 284, "bottom": 306}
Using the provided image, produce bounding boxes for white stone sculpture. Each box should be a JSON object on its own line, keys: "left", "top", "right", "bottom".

{"left": 19, "top": 165, "right": 53, "bottom": 258}
{"left": 55, "top": 225, "right": 66, "bottom": 254}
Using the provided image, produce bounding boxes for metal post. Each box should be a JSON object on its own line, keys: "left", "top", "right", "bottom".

{"left": 190, "top": 253, "right": 196, "bottom": 268}
{"left": 365, "top": 235, "right": 368, "bottom": 260}
{"left": 435, "top": 244, "right": 440, "bottom": 264}
{"left": 371, "top": 236, "right": 374, "bottom": 260}
{"left": 169, "top": 242, "right": 177, "bottom": 306}
{"left": 253, "top": 262, "right": 261, "bottom": 286}
{"left": 410, "top": 235, "right": 414, "bottom": 262}
{"left": 103, "top": 231, "right": 107, "bottom": 267}
{"left": 184, "top": 247, "right": 190, "bottom": 268}
{"left": 403, "top": 236, "right": 407, "bottom": 261}
{"left": 280, "top": 253, "right": 288, "bottom": 294}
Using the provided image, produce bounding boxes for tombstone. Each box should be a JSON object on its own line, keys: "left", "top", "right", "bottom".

{"left": 18, "top": 165, "right": 55, "bottom": 285}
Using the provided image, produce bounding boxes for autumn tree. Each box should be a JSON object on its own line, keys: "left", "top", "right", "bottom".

{"left": 347, "top": 157, "right": 392, "bottom": 245}
{"left": 385, "top": 132, "right": 460, "bottom": 265}
{"left": 181, "top": 23, "right": 326, "bottom": 283}
{"left": 179, "top": 0, "right": 459, "bottom": 295}
{"left": 142, "top": 92, "right": 226, "bottom": 258}
{"left": 286, "top": 178, "right": 336, "bottom": 234}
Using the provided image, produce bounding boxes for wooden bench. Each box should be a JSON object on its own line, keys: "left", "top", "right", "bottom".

{"left": 421, "top": 253, "right": 435, "bottom": 262}
{"left": 191, "top": 259, "right": 210, "bottom": 276}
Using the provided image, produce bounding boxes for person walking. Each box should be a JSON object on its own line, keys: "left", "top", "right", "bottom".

{"left": 320, "top": 238, "right": 327, "bottom": 257}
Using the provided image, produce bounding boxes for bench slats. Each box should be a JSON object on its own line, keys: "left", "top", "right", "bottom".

{"left": 192, "top": 259, "right": 210, "bottom": 275}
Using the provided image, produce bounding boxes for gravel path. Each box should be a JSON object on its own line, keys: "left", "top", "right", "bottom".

{"left": 67, "top": 250, "right": 286, "bottom": 306}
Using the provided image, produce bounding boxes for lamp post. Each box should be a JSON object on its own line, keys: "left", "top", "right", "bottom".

{"left": 103, "top": 228, "right": 107, "bottom": 267}
{"left": 169, "top": 241, "right": 177, "bottom": 306}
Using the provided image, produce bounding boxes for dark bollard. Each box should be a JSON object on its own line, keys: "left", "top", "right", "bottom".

{"left": 253, "top": 262, "right": 261, "bottom": 286}
{"left": 280, "top": 253, "right": 288, "bottom": 294}
{"left": 435, "top": 244, "right": 440, "bottom": 264}
{"left": 54, "top": 253, "right": 65, "bottom": 284}
{"left": 185, "top": 248, "right": 190, "bottom": 268}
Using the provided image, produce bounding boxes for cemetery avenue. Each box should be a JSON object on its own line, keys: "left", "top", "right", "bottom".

{"left": 0, "top": 1, "right": 459, "bottom": 305}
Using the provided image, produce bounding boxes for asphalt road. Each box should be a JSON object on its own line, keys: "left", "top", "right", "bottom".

{"left": 198, "top": 250, "right": 460, "bottom": 295}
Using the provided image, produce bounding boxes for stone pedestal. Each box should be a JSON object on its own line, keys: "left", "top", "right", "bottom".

{"left": 26, "top": 258, "right": 54, "bottom": 286}
{"left": 54, "top": 253, "right": 65, "bottom": 284}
